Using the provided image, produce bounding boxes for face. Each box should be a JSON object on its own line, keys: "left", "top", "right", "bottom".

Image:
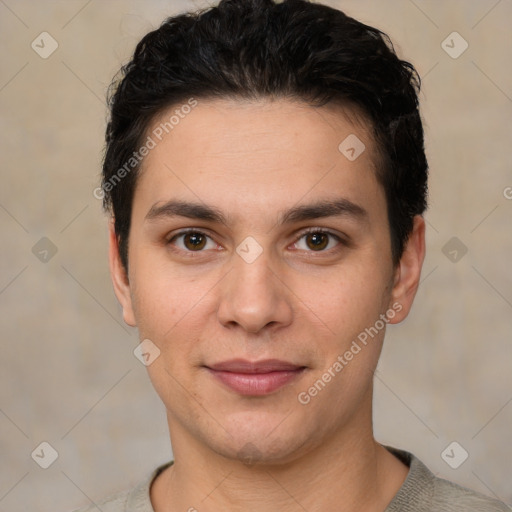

{"left": 110, "top": 98, "right": 424, "bottom": 465}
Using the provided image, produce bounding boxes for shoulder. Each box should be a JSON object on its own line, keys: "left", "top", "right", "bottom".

{"left": 430, "top": 474, "right": 511, "bottom": 511}
{"left": 385, "top": 446, "right": 510, "bottom": 512}
{"left": 68, "top": 461, "right": 174, "bottom": 512}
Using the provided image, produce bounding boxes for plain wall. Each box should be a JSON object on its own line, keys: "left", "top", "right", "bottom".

{"left": 0, "top": 1, "right": 511, "bottom": 510}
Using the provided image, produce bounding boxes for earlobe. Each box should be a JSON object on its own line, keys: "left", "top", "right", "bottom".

{"left": 108, "top": 221, "right": 137, "bottom": 327}
{"left": 387, "top": 215, "right": 426, "bottom": 324}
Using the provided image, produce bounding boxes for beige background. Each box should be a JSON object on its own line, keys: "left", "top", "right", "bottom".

{"left": 1, "top": 0, "right": 511, "bottom": 510}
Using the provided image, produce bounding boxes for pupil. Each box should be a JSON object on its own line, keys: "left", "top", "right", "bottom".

{"left": 186, "top": 233, "right": 205, "bottom": 250}
{"left": 308, "top": 233, "right": 327, "bottom": 250}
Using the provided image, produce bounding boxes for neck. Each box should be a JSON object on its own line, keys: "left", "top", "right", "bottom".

{"left": 151, "top": 394, "right": 408, "bottom": 512}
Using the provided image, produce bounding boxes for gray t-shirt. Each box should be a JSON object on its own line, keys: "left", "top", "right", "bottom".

{"left": 72, "top": 447, "right": 510, "bottom": 511}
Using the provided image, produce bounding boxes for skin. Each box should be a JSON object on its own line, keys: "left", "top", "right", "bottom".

{"left": 109, "top": 98, "right": 425, "bottom": 512}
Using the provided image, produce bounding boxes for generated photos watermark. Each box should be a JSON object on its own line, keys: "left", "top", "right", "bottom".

{"left": 297, "top": 301, "right": 403, "bottom": 405}
{"left": 93, "top": 97, "right": 198, "bottom": 200}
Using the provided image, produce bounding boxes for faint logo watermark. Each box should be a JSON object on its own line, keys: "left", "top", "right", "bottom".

{"left": 134, "top": 339, "right": 161, "bottom": 366}
{"left": 338, "top": 134, "right": 366, "bottom": 161}
{"left": 442, "top": 236, "right": 468, "bottom": 263}
{"left": 236, "top": 236, "right": 264, "bottom": 264}
{"left": 32, "top": 237, "right": 58, "bottom": 263}
{"left": 441, "top": 31, "right": 468, "bottom": 59}
{"left": 31, "top": 32, "right": 58, "bottom": 59}
{"left": 31, "top": 441, "right": 59, "bottom": 469}
{"left": 441, "top": 441, "right": 469, "bottom": 469}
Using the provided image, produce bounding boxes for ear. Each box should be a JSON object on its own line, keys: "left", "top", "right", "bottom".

{"left": 387, "top": 215, "right": 426, "bottom": 324}
{"left": 108, "top": 220, "right": 137, "bottom": 327}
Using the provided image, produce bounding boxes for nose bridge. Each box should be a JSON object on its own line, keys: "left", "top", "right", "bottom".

{"left": 233, "top": 244, "right": 274, "bottom": 290}
{"left": 217, "top": 240, "right": 293, "bottom": 333}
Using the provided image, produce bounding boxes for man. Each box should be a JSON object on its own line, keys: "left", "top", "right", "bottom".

{"left": 75, "top": 0, "right": 510, "bottom": 510}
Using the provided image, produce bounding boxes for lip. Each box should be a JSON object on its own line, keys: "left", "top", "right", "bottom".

{"left": 205, "top": 359, "right": 307, "bottom": 396}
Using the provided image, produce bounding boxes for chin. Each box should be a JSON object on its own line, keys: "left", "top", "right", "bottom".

{"left": 207, "top": 417, "right": 318, "bottom": 467}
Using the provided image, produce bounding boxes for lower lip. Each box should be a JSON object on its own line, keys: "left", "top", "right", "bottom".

{"left": 206, "top": 368, "right": 305, "bottom": 396}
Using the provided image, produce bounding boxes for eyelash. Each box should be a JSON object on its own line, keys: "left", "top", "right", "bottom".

{"left": 166, "top": 227, "right": 346, "bottom": 255}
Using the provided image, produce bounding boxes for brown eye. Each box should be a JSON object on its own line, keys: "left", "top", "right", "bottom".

{"left": 293, "top": 229, "right": 343, "bottom": 253}
{"left": 168, "top": 230, "right": 216, "bottom": 252}
{"left": 305, "top": 232, "right": 329, "bottom": 251}
{"left": 183, "top": 232, "right": 207, "bottom": 251}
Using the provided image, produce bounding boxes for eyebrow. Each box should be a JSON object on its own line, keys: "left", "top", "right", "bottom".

{"left": 145, "top": 198, "right": 368, "bottom": 226}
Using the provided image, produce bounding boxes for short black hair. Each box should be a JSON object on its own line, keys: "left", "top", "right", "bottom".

{"left": 101, "top": 0, "right": 428, "bottom": 271}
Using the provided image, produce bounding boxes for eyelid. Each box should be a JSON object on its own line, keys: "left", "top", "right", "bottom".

{"left": 166, "top": 227, "right": 212, "bottom": 243}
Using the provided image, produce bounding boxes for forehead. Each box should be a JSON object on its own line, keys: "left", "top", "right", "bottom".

{"left": 145, "top": 97, "right": 377, "bottom": 167}
{"left": 133, "top": 98, "right": 384, "bottom": 223}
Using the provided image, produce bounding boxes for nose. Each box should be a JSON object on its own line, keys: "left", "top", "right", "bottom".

{"left": 216, "top": 247, "right": 294, "bottom": 334}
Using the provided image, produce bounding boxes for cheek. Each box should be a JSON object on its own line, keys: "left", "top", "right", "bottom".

{"left": 297, "top": 261, "right": 391, "bottom": 335}
{"left": 131, "top": 270, "right": 205, "bottom": 404}
{"left": 129, "top": 250, "right": 202, "bottom": 333}
{"left": 129, "top": 260, "right": 215, "bottom": 369}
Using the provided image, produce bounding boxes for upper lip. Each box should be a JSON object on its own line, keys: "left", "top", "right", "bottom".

{"left": 206, "top": 359, "right": 305, "bottom": 373}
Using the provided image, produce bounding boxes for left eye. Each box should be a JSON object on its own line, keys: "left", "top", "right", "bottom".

{"left": 170, "top": 231, "right": 217, "bottom": 251}
{"left": 293, "top": 230, "right": 342, "bottom": 252}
